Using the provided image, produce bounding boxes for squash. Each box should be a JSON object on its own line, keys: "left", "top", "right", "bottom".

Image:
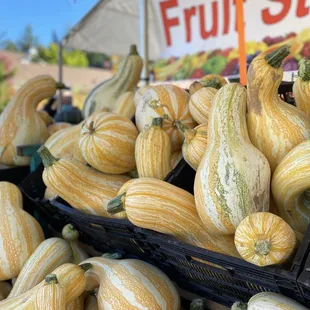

{"left": 9, "top": 237, "right": 72, "bottom": 298}
{"left": 35, "top": 274, "right": 65, "bottom": 310}
{"left": 133, "top": 85, "right": 150, "bottom": 106}
{"left": 44, "top": 187, "right": 58, "bottom": 201}
{"left": 38, "top": 146, "right": 129, "bottom": 217}
{"left": 62, "top": 224, "right": 89, "bottom": 264}
{"left": 247, "top": 45, "right": 310, "bottom": 173}
{"left": 234, "top": 212, "right": 296, "bottom": 267}
{"left": 188, "top": 87, "right": 217, "bottom": 124}
{"left": 38, "top": 110, "right": 54, "bottom": 126}
{"left": 66, "top": 295, "right": 84, "bottom": 310}
{"left": 81, "top": 256, "right": 181, "bottom": 310}
{"left": 112, "top": 91, "right": 135, "bottom": 119}
{"left": 0, "top": 182, "right": 44, "bottom": 280}
{"left": 79, "top": 112, "right": 138, "bottom": 174}
{"left": 177, "top": 122, "right": 208, "bottom": 171}
{"left": 83, "top": 45, "right": 143, "bottom": 118}
{"left": 135, "top": 117, "right": 172, "bottom": 179}
{"left": 194, "top": 83, "right": 271, "bottom": 235}
{"left": 0, "top": 263, "right": 91, "bottom": 309}
{"left": 85, "top": 290, "right": 98, "bottom": 310}
{"left": 171, "top": 151, "right": 182, "bottom": 169}
{"left": 135, "top": 84, "right": 196, "bottom": 151}
{"left": 108, "top": 178, "right": 239, "bottom": 257}
{"left": 0, "top": 75, "right": 61, "bottom": 166}
{"left": 47, "top": 122, "right": 72, "bottom": 136}
{"left": 200, "top": 74, "right": 228, "bottom": 89}
{"left": 271, "top": 140, "right": 310, "bottom": 234}
{"left": 0, "top": 282, "right": 11, "bottom": 301}
{"left": 294, "top": 59, "right": 310, "bottom": 119}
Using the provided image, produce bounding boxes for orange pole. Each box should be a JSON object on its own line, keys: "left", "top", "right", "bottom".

{"left": 236, "top": 0, "right": 247, "bottom": 85}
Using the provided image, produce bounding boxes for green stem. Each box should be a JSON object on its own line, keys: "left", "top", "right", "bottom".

{"left": 298, "top": 59, "right": 310, "bottom": 81}
{"left": 80, "top": 263, "right": 92, "bottom": 272}
{"left": 129, "top": 44, "right": 138, "bottom": 55}
{"left": 152, "top": 117, "right": 163, "bottom": 127}
{"left": 38, "top": 146, "right": 58, "bottom": 168}
{"left": 45, "top": 274, "right": 58, "bottom": 284}
{"left": 56, "top": 82, "right": 66, "bottom": 90}
{"left": 107, "top": 193, "right": 126, "bottom": 214}
{"left": 265, "top": 44, "right": 290, "bottom": 68}
{"left": 254, "top": 240, "right": 270, "bottom": 256}
{"left": 199, "top": 78, "right": 221, "bottom": 90}
{"left": 88, "top": 121, "right": 95, "bottom": 134}
{"left": 62, "top": 224, "right": 79, "bottom": 241}
{"left": 175, "top": 121, "right": 195, "bottom": 142}
{"left": 102, "top": 253, "right": 122, "bottom": 259}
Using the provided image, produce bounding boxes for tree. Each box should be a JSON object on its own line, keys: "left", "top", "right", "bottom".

{"left": 51, "top": 30, "right": 59, "bottom": 44}
{"left": 17, "top": 24, "right": 38, "bottom": 52}
{"left": 2, "top": 40, "right": 18, "bottom": 52}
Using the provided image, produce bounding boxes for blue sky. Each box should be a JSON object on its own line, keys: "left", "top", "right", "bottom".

{"left": 0, "top": 0, "right": 99, "bottom": 46}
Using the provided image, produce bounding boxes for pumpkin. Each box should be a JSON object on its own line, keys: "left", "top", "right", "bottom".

{"left": 247, "top": 45, "right": 310, "bottom": 173}
{"left": 0, "top": 182, "right": 44, "bottom": 280}
{"left": 194, "top": 83, "right": 271, "bottom": 235}
{"left": 38, "top": 110, "right": 54, "bottom": 126}
{"left": 81, "top": 256, "right": 181, "bottom": 310}
{"left": 271, "top": 140, "right": 310, "bottom": 234}
{"left": 177, "top": 122, "right": 208, "bottom": 171}
{"left": 135, "top": 117, "right": 172, "bottom": 180}
{"left": 38, "top": 146, "right": 129, "bottom": 217}
{"left": 108, "top": 178, "right": 239, "bottom": 257}
{"left": 234, "top": 212, "right": 296, "bottom": 267}
{"left": 0, "top": 75, "right": 61, "bottom": 166}
{"left": 171, "top": 151, "right": 182, "bottom": 169}
{"left": 135, "top": 84, "right": 196, "bottom": 151}
{"left": 0, "top": 282, "right": 11, "bottom": 301}
{"left": 47, "top": 122, "right": 72, "bottom": 136}
{"left": 79, "top": 112, "right": 138, "bottom": 174}
{"left": 188, "top": 87, "right": 217, "bottom": 124}
{"left": 8, "top": 238, "right": 72, "bottom": 298}
{"left": 112, "top": 91, "right": 135, "bottom": 119}
{"left": 85, "top": 290, "right": 98, "bottom": 310}
{"left": 66, "top": 295, "right": 84, "bottom": 310}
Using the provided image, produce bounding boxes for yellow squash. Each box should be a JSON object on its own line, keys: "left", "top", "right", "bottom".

{"left": 38, "top": 110, "right": 54, "bottom": 127}
{"left": 66, "top": 295, "right": 84, "bottom": 310}
{"left": 47, "top": 122, "right": 72, "bottom": 136}
{"left": 112, "top": 91, "right": 135, "bottom": 119}
{"left": 44, "top": 187, "right": 58, "bottom": 201}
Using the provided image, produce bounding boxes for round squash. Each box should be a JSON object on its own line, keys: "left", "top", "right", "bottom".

{"left": 133, "top": 85, "right": 150, "bottom": 106}
{"left": 47, "top": 122, "right": 72, "bottom": 136}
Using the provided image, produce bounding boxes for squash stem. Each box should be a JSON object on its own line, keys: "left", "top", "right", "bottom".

{"left": 102, "top": 253, "right": 122, "bottom": 259}
{"left": 152, "top": 117, "right": 163, "bottom": 127}
{"left": 298, "top": 59, "right": 310, "bottom": 81}
{"left": 80, "top": 263, "right": 92, "bottom": 272}
{"left": 254, "top": 240, "right": 270, "bottom": 256}
{"left": 231, "top": 301, "right": 248, "bottom": 310}
{"left": 62, "top": 224, "right": 79, "bottom": 241}
{"left": 56, "top": 82, "right": 66, "bottom": 90}
{"left": 175, "top": 121, "right": 195, "bottom": 142}
{"left": 200, "top": 78, "right": 221, "bottom": 90}
{"left": 38, "top": 146, "right": 58, "bottom": 168}
{"left": 265, "top": 45, "right": 290, "bottom": 68}
{"left": 45, "top": 274, "right": 58, "bottom": 284}
{"left": 107, "top": 193, "right": 126, "bottom": 214}
{"left": 129, "top": 44, "right": 139, "bottom": 56}
{"left": 88, "top": 121, "right": 95, "bottom": 134}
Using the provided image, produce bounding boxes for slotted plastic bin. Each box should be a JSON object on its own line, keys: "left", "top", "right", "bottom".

{"left": 297, "top": 245, "right": 310, "bottom": 307}
{"left": 0, "top": 166, "right": 30, "bottom": 184}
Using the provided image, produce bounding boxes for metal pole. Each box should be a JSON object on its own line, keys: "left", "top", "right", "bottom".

{"left": 139, "top": 0, "right": 149, "bottom": 86}
{"left": 57, "top": 41, "right": 63, "bottom": 113}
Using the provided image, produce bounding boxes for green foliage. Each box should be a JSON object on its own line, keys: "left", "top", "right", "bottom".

{"left": 63, "top": 49, "right": 89, "bottom": 67}
{"left": 0, "top": 55, "right": 15, "bottom": 113}
{"left": 17, "top": 24, "right": 38, "bottom": 52}
{"left": 87, "top": 52, "right": 110, "bottom": 68}
{"left": 2, "top": 40, "right": 18, "bottom": 52}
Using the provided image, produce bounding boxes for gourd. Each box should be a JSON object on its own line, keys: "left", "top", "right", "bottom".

{"left": 234, "top": 212, "right": 296, "bottom": 267}
{"left": 79, "top": 112, "right": 138, "bottom": 174}
{"left": 135, "top": 84, "right": 196, "bottom": 151}
{"left": 0, "top": 75, "right": 61, "bottom": 166}
{"left": 177, "top": 122, "right": 208, "bottom": 171}
{"left": 0, "top": 182, "right": 44, "bottom": 280}
{"left": 38, "top": 110, "right": 54, "bottom": 126}
{"left": 112, "top": 91, "right": 135, "bottom": 119}
{"left": 81, "top": 256, "right": 181, "bottom": 310}
{"left": 200, "top": 74, "right": 228, "bottom": 89}
{"left": 38, "top": 146, "right": 129, "bottom": 217}
{"left": 35, "top": 274, "right": 65, "bottom": 310}
{"left": 188, "top": 87, "right": 217, "bottom": 124}
{"left": 66, "top": 295, "right": 84, "bottom": 310}
{"left": 194, "top": 83, "right": 271, "bottom": 235}
{"left": 62, "top": 224, "right": 89, "bottom": 264}
{"left": 171, "top": 151, "right": 182, "bottom": 169}
{"left": 83, "top": 45, "right": 143, "bottom": 118}
{"left": 0, "top": 282, "right": 11, "bottom": 301}
{"left": 247, "top": 45, "right": 310, "bottom": 173}
{"left": 135, "top": 117, "right": 172, "bottom": 180}
{"left": 9, "top": 238, "right": 72, "bottom": 298}
{"left": 44, "top": 187, "right": 58, "bottom": 201}
{"left": 47, "top": 122, "right": 72, "bottom": 136}
{"left": 108, "top": 178, "right": 239, "bottom": 257}
{"left": 133, "top": 85, "right": 150, "bottom": 106}
{"left": 271, "top": 140, "right": 310, "bottom": 234}
{"left": 0, "top": 263, "right": 91, "bottom": 309}
{"left": 294, "top": 59, "right": 310, "bottom": 118}
{"left": 85, "top": 290, "right": 98, "bottom": 310}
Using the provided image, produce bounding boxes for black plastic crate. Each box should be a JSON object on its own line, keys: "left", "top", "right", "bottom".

{"left": 297, "top": 247, "right": 310, "bottom": 307}
{"left": 0, "top": 166, "right": 30, "bottom": 184}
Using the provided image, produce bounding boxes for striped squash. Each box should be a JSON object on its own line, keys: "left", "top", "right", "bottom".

{"left": 0, "top": 182, "right": 44, "bottom": 280}
{"left": 177, "top": 122, "right": 208, "bottom": 171}
{"left": 135, "top": 84, "right": 196, "bottom": 152}
{"left": 0, "top": 282, "right": 11, "bottom": 301}
{"left": 38, "top": 110, "right": 54, "bottom": 126}
{"left": 247, "top": 45, "right": 310, "bottom": 173}
{"left": 108, "top": 178, "right": 239, "bottom": 257}
{"left": 112, "top": 91, "right": 135, "bottom": 119}
{"left": 81, "top": 256, "right": 180, "bottom": 310}
{"left": 271, "top": 140, "right": 310, "bottom": 234}
{"left": 234, "top": 212, "right": 296, "bottom": 267}
{"left": 0, "top": 75, "right": 59, "bottom": 166}
{"left": 66, "top": 294, "right": 84, "bottom": 310}
{"left": 194, "top": 83, "right": 271, "bottom": 235}
{"left": 135, "top": 117, "right": 172, "bottom": 180}
{"left": 38, "top": 146, "right": 129, "bottom": 217}
{"left": 79, "top": 112, "right": 138, "bottom": 174}
{"left": 47, "top": 122, "right": 72, "bottom": 136}
{"left": 44, "top": 187, "right": 58, "bottom": 201}
{"left": 171, "top": 150, "right": 182, "bottom": 169}
{"left": 8, "top": 238, "right": 72, "bottom": 298}
{"left": 188, "top": 87, "right": 217, "bottom": 124}
{"left": 85, "top": 291, "right": 98, "bottom": 310}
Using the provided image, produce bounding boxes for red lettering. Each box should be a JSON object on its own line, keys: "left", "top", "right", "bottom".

{"left": 159, "top": 0, "right": 180, "bottom": 46}
{"left": 297, "top": 0, "right": 309, "bottom": 17}
{"left": 199, "top": 2, "right": 218, "bottom": 39}
{"left": 223, "top": 0, "right": 230, "bottom": 35}
{"left": 262, "top": 0, "right": 291, "bottom": 25}
{"left": 184, "top": 7, "right": 196, "bottom": 42}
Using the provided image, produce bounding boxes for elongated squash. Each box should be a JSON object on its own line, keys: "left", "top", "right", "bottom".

{"left": 112, "top": 91, "right": 135, "bottom": 119}
{"left": 135, "top": 117, "right": 172, "bottom": 179}
{"left": 0, "top": 75, "right": 61, "bottom": 166}
{"left": 9, "top": 237, "right": 73, "bottom": 298}
{"left": 135, "top": 84, "right": 196, "bottom": 151}
{"left": 108, "top": 178, "right": 239, "bottom": 257}
{"left": 0, "top": 282, "right": 11, "bottom": 301}
{"left": 47, "top": 122, "right": 72, "bottom": 136}
{"left": 83, "top": 45, "right": 143, "bottom": 117}
{"left": 234, "top": 212, "right": 296, "bottom": 267}
{"left": 79, "top": 112, "right": 138, "bottom": 174}
{"left": 85, "top": 290, "right": 98, "bottom": 310}
{"left": 38, "top": 110, "right": 54, "bottom": 126}
{"left": 194, "top": 83, "right": 271, "bottom": 235}
{"left": 81, "top": 256, "right": 181, "bottom": 310}
{"left": 171, "top": 150, "right": 182, "bottom": 169}
{"left": 0, "top": 182, "right": 44, "bottom": 280}
{"left": 35, "top": 274, "right": 65, "bottom": 310}
{"left": 44, "top": 187, "right": 58, "bottom": 201}
{"left": 247, "top": 45, "right": 310, "bottom": 173}
{"left": 271, "top": 140, "right": 310, "bottom": 234}
{"left": 66, "top": 294, "right": 84, "bottom": 310}
{"left": 38, "top": 146, "right": 129, "bottom": 217}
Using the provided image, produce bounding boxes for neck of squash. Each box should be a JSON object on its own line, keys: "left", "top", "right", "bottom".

{"left": 265, "top": 45, "right": 290, "bottom": 68}
{"left": 38, "top": 146, "right": 58, "bottom": 168}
